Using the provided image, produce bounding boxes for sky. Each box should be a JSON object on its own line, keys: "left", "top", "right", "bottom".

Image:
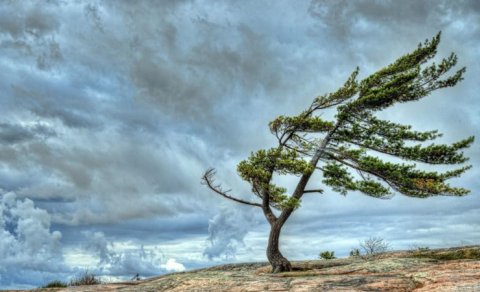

{"left": 0, "top": 0, "right": 479, "bottom": 289}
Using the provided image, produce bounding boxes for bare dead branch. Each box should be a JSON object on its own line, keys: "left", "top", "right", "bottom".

{"left": 201, "top": 168, "right": 262, "bottom": 207}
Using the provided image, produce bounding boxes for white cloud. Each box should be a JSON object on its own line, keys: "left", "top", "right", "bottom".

{"left": 0, "top": 192, "right": 67, "bottom": 288}
{"left": 161, "top": 258, "right": 186, "bottom": 272}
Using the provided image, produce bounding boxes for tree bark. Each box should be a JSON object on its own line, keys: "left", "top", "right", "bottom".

{"left": 267, "top": 222, "right": 291, "bottom": 273}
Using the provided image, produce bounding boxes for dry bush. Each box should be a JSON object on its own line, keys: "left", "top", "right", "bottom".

{"left": 360, "top": 237, "right": 389, "bottom": 256}
{"left": 69, "top": 270, "right": 102, "bottom": 286}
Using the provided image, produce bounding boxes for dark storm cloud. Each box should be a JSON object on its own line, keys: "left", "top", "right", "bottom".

{"left": 127, "top": 23, "right": 284, "bottom": 121}
{"left": 0, "top": 0, "right": 225, "bottom": 223}
{"left": 307, "top": 0, "right": 480, "bottom": 85}
{"left": 0, "top": 129, "right": 210, "bottom": 224}
{"left": 0, "top": 2, "right": 60, "bottom": 37}
{"left": 98, "top": 0, "right": 305, "bottom": 147}
{"left": 309, "top": 0, "right": 480, "bottom": 39}
{"left": 0, "top": 122, "right": 55, "bottom": 144}
{"left": 0, "top": 1, "right": 63, "bottom": 70}
{"left": 9, "top": 82, "right": 103, "bottom": 130}
{"left": 55, "top": 213, "right": 209, "bottom": 247}
{"left": 0, "top": 0, "right": 315, "bottom": 228}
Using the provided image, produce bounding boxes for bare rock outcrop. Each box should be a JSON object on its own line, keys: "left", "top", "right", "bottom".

{"left": 33, "top": 245, "right": 480, "bottom": 291}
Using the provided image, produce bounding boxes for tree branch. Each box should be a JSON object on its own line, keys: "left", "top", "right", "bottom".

{"left": 326, "top": 153, "right": 398, "bottom": 196}
{"left": 277, "top": 122, "right": 343, "bottom": 225}
{"left": 284, "top": 144, "right": 314, "bottom": 157}
{"left": 303, "top": 189, "right": 324, "bottom": 194}
{"left": 201, "top": 169, "right": 262, "bottom": 207}
{"left": 252, "top": 182, "right": 278, "bottom": 224}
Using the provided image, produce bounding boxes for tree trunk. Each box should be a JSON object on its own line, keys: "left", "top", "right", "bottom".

{"left": 267, "top": 222, "right": 291, "bottom": 273}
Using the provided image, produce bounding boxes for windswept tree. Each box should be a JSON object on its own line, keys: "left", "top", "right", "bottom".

{"left": 202, "top": 33, "right": 473, "bottom": 273}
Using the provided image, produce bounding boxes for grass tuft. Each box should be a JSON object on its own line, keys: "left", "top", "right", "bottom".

{"left": 42, "top": 280, "right": 68, "bottom": 288}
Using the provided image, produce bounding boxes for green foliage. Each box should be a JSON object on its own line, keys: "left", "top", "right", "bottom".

{"left": 314, "top": 67, "right": 360, "bottom": 109}
{"left": 339, "top": 32, "right": 465, "bottom": 119}
{"left": 233, "top": 32, "right": 472, "bottom": 212}
{"left": 237, "top": 148, "right": 313, "bottom": 184}
{"left": 269, "top": 115, "right": 335, "bottom": 135}
{"left": 237, "top": 147, "right": 313, "bottom": 210}
{"left": 319, "top": 250, "right": 336, "bottom": 260}
{"left": 322, "top": 162, "right": 391, "bottom": 197}
{"left": 42, "top": 280, "right": 68, "bottom": 288}
{"left": 333, "top": 115, "right": 474, "bottom": 166}
{"left": 349, "top": 248, "right": 361, "bottom": 257}
{"left": 268, "top": 187, "right": 301, "bottom": 209}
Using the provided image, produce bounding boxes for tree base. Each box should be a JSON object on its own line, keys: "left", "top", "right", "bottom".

{"left": 271, "top": 257, "right": 292, "bottom": 273}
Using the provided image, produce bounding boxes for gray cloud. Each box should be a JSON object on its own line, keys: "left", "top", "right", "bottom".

{"left": 309, "top": 0, "right": 480, "bottom": 40}
{"left": 9, "top": 83, "right": 103, "bottom": 130}
{"left": 0, "top": 130, "right": 211, "bottom": 224}
{"left": 82, "top": 231, "right": 185, "bottom": 278}
{"left": 204, "top": 206, "right": 258, "bottom": 260}
{"left": 0, "top": 122, "right": 55, "bottom": 145}
{"left": 0, "top": 1, "right": 63, "bottom": 70}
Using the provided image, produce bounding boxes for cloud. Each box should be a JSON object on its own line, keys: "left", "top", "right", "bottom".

{"left": 204, "top": 206, "right": 257, "bottom": 260}
{"left": 309, "top": 0, "right": 480, "bottom": 39}
{"left": 0, "top": 1, "right": 63, "bottom": 70}
{"left": 81, "top": 231, "right": 185, "bottom": 278}
{"left": 0, "top": 191, "right": 68, "bottom": 288}
{"left": 0, "top": 0, "right": 264, "bottom": 226}
{"left": 82, "top": 231, "right": 113, "bottom": 265}
{"left": 0, "top": 119, "right": 213, "bottom": 224}
{"left": 0, "top": 122, "right": 56, "bottom": 145}
{"left": 161, "top": 258, "right": 186, "bottom": 272}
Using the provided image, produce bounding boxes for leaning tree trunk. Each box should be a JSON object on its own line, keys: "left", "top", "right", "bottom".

{"left": 267, "top": 222, "right": 292, "bottom": 273}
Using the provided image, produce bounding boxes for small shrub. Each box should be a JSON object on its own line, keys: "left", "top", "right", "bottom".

{"left": 349, "top": 248, "right": 360, "bottom": 257}
{"left": 42, "top": 280, "right": 68, "bottom": 288}
{"left": 408, "top": 244, "right": 431, "bottom": 255}
{"left": 416, "top": 246, "right": 430, "bottom": 252}
{"left": 69, "top": 270, "right": 102, "bottom": 286}
{"left": 319, "top": 250, "right": 336, "bottom": 260}
{"left": 359, "top": 237, "right": 389, "bottom": 256}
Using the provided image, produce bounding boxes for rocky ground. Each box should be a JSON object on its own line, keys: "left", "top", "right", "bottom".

{"left": 20, "top": 245, "right": 480, "bottom": 291}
